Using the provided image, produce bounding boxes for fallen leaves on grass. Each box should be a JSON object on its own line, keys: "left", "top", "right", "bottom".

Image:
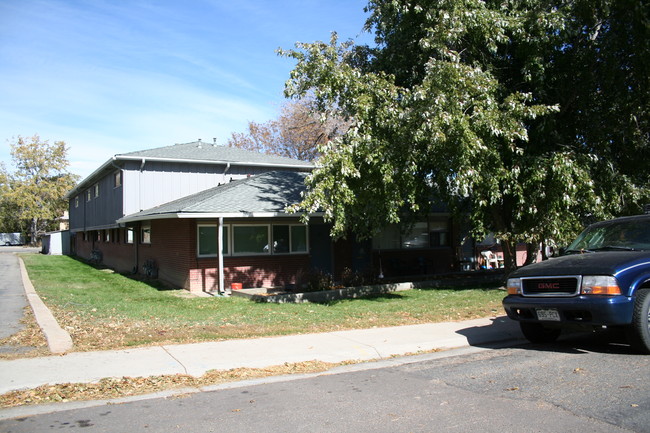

{"left": 0, "top": 360, "right": 339, "bottom": 408}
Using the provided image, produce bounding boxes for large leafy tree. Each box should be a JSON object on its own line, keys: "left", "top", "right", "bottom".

{"left": 0, "top": 135, "right": 78, "bottom": 244}
{"left": 281, "top": 0, "right": 649, "bottom": 271}
{"left": 227, "top": 98, "right": 349, "bottom": 162}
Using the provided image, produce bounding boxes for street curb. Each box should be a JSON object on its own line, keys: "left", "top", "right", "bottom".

{"left": 18, "top": 257, "right": 73, "bottom": 354}
{"left": 0, "top": 342, "right": 525, "bottom": 421}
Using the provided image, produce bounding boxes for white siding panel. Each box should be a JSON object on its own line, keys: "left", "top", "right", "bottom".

{"left": 121, "top": 161, "right": 304, "bottom": 216}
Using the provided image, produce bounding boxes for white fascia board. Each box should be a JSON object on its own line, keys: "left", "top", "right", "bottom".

{"left": 116, "top": 211, "right": 323, "bottom": 224}
{"left": 115, "top": 155, "right": 315, "bottom": 170}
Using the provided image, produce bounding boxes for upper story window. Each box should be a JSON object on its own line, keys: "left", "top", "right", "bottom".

{"left": 74, "top": 196, "right": 79, "bottom": 208}
{"left": 86, "top": 190, "right": 92, "bottom": 202}
{"left": 114, "top": 171, "right": 122, "bottom": 188}
{"left": 94, "top": 183, "right": 99, "bottom": 198}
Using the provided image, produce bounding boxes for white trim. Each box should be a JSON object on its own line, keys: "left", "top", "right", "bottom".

{"left": 116, "top": 211, "right": 323, "bottom": 224}
{"left": 218, "top": 217, "right": 225, "bottom": 294}
{"left": 141, "top": 223, "right": 152, "bottom": 244}
{"left": 126, "top": 227, "right": 135, "bottom": 244}
{"left": 115, "top": 155, "right": 315, "bottom": 170}
{"left": 197, "top": 223, "right": 230, "bottom": 258}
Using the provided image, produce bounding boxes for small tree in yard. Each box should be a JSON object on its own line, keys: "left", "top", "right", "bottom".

{"left": 0, "top": 135, "right": 78, "bottom": 245}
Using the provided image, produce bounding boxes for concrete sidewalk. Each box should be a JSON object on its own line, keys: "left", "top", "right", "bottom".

{"left": 0, "top": 316, "right": 523, "bottom": 394}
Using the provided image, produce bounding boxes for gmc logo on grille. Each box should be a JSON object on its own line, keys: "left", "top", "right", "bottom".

{"left": 537, "top": 282, "right": 561, "bottom": 290}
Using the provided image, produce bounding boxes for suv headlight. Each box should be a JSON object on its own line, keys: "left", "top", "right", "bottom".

{"left": 581, "top": 276, "right": 621, "bottom": 295}
{"left": 506, "top": 278, "right": 521, "bottom": 295}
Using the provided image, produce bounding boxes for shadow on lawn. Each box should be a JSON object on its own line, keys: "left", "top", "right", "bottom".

{"left": 71, "top": 256, "right": 177, "bottom": 292}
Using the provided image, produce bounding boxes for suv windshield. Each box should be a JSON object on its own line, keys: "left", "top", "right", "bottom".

{"left": 567, "top": 219, "right": 650, "bottom": 252}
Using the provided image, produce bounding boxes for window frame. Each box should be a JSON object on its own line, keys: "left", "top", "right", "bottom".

{"left": 197, "top": 223, "right": 230, "bottom": 258}
{"left": 196, "top": 222, "right": 309, "bottom": 258}
{"left": 232, "top": 224, "right": 270, "bottom": 256}
{"left": 141, "top": 224, "right": 151, "bottom": 244}
{"left": 114, "top": 170, "right": 122, "bottom": 188}
{"left": 126, "top": 227, "right": 134, "bottom": 244}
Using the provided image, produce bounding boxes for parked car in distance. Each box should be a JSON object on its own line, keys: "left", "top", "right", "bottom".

{"left": 503, "top": 214, "right": 650, "bottom": 354}
{"left": 0, "top": 232, "right": 25, "bottom": 246}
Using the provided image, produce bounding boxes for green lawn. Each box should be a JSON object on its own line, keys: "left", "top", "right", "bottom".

{"left": 20, "top": 254, "right": 506, "bottom": 351}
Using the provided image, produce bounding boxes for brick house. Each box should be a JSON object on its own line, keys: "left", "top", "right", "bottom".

{"left": 67, "top": 141, "right": 460, "bottom": 294}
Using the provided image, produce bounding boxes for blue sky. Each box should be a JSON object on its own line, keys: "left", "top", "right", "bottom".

{"left": 0, "top": 0, "right": 371, "bottom": 179}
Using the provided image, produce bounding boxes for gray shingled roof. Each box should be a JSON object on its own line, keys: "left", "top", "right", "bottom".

{"left": 119, "top": 141, "right": 313, "bottom": 167}
{"left": 117, "top": 171, "right": 312, "bottom": 222}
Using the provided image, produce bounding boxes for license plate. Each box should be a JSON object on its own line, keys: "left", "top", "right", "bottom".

{"left": 536, "top": 309, "right": 561, "bottom": 321}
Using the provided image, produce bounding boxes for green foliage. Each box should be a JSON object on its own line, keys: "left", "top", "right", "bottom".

{"left": 0, "top": 135, "right": 79, "bottom": 242}
{"left": 281, "top": 0, "right": 650, "bottom": 270}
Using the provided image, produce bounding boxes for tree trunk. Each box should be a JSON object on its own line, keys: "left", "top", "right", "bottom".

{"left": 541, "top": 241, "right": 549, "bottom": 261}
{"left": 501, "top": 239, "right": 518, "bottom": 274}
{"left": 523, "top": 242, "right": 538, "bottom": 266}
{"left": 29, "top": 217, "right": 38, "bottom": 246}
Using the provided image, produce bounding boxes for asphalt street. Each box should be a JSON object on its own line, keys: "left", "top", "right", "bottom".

{"left": 1, "top": 335, "right": 648, "bottom": 433}
{"left": 0, "top": 247, "right": 40, "bottom": 354}
{"left": 0, "top": 251, "right": 28, "bottom": 340}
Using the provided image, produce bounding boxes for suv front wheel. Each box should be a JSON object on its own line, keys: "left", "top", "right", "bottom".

{"left": 626, "top": 289, "right": 650, "bottom": 354}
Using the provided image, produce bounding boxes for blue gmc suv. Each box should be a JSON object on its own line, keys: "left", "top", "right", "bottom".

{"left": 502, "top": 214, "right": 650, "bottom": 353}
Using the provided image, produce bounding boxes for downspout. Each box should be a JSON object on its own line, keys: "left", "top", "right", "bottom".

{"left": 134, "top": 222, "right": 140, "bottom": 274}
{"left": 138, "top": 158, "right": 146, "bottom": 212}
{"left": 218, "top": 217, "right": 225, "bottom": 294}
{"left": 136, "top": 159, "right": 146, "bottom": 273}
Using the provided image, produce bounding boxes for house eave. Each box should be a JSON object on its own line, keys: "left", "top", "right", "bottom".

{"left": 116, "top": 211, "right": 324, "bottom": 224}
{"left": 115, "top": 155, "right": 315, "bottom": 170}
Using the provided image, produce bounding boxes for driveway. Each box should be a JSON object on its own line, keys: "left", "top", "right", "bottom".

{"left": 0, "top": 247, "right": 40, "bottom": 352}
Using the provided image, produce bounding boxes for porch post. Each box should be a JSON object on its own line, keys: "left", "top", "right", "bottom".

{"left": 218, "top": 217, "right": 225, "bottom": 294}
